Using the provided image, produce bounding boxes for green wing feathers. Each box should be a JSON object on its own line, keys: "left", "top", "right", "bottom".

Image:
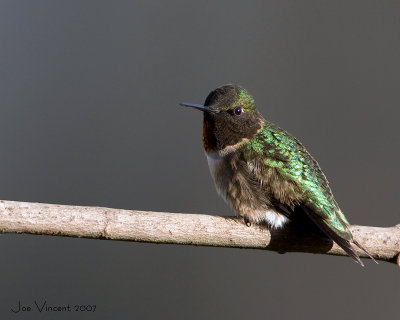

{"left": 244, "top": 122, "right": 377, "bottom": 265}
{"left": 246, "top": 123, "right": 353, "bottom": 240}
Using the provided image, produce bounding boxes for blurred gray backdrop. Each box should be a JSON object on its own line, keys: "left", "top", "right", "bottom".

{"left": 0, "top": 1, "right": 399, "bottom": 319}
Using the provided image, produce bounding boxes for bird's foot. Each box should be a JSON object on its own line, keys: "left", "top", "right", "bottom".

{"left": 244, "top": 217, "right": 252, "bottom": 227}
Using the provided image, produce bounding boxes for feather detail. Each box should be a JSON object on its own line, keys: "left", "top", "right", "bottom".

{"left": 353, "top": 240, "right": 378, "bottom": 264}
{"left": 303, "top": 206, "right": 364, "bottom": 266}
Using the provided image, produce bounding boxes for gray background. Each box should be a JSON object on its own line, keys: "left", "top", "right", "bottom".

{"left": 0, "top": 1, "right": 399, "bottom": 319}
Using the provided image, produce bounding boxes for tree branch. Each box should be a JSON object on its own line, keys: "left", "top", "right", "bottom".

{"left": 0, "top": 200, "right": 399, "bottom": 266}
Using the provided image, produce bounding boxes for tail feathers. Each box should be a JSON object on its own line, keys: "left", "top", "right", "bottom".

{"left": 315, "top": 219, "right": 364, "bottom": 266}
{"left": 353, "top": 240, "right": 378, "bottom": 264}
{"left": 303, "top": 208, "right": 365, "bottom": 266}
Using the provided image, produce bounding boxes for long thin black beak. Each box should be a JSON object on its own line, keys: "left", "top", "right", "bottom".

{"left": 180, "top": 102, "right": 218, "bottom": 113}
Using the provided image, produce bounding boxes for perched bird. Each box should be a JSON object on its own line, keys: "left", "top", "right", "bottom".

{"left": 181, "top": 84, "right": 375, "bottom": 266}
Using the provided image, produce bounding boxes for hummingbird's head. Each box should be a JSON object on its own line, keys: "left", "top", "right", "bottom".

{"left": 181, "top": 84, "right": 264, "bottom": 154}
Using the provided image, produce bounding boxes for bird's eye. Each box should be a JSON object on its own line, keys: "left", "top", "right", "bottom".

{"left": 234, "top": 106, "right": 242, "bottom": 115}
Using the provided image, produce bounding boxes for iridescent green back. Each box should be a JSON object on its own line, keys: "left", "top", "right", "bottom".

{"left": 246, "top": 122, "right": 352, "bottom": 240}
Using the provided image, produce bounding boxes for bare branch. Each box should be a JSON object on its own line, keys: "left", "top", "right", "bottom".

{"left": 0, "top": 200, "right": 399, "bottom": 266}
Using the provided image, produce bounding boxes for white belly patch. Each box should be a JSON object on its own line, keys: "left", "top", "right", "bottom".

{"left": 264, "top": 209, "right": 289, "bottom": 228}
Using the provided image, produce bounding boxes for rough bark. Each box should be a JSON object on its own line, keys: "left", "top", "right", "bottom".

{"left": 0, "top": 200, "right": 399, "bottom": 266}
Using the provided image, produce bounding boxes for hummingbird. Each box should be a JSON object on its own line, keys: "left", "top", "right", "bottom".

{"left": 181, "top": 84, "right": 376, "bottom": 266}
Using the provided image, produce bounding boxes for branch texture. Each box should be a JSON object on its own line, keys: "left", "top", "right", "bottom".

{"left": 0, "top": 200, "right": 399, "bottom": 265}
